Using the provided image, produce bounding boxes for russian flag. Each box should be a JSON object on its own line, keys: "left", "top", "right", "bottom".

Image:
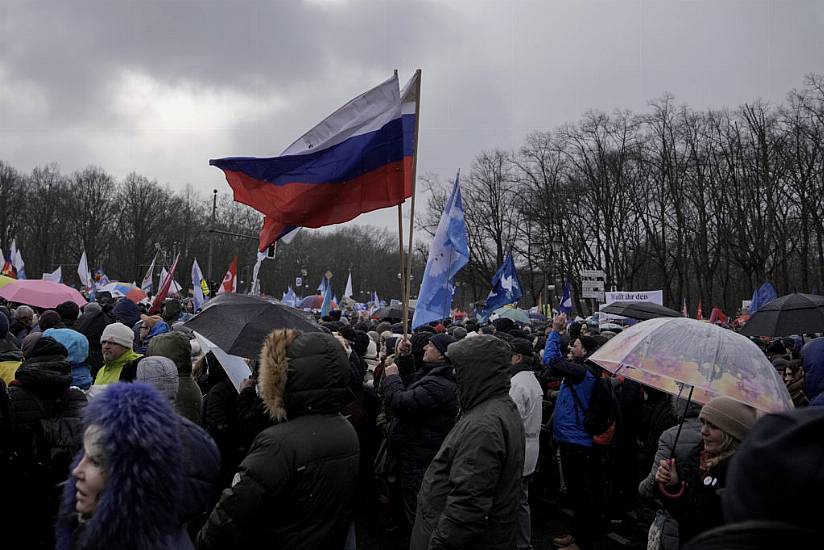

{"left": 211, "top": 73, "right": 418, "bottom": 251}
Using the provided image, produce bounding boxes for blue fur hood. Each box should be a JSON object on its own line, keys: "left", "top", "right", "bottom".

{"left": 55, "top": 382, "right": 187, "bottom": 550}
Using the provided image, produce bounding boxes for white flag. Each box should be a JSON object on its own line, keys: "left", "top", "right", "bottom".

{"left": 141, "top": 252, "right": 157, "bottom": 293}
{"left": 160, "top": 267, "right": 182, "bottom": 295}
{"left": 344, "top": 271, "right": 353, "bottom": 299}
{"left": 251, "top": 251, "right": 266, "bottom": 296}
{"left": 77, "top": 251, "right": 92, "bottom": 290}
{"left": 42, "top": 266, "right": 62, "bottom": 283}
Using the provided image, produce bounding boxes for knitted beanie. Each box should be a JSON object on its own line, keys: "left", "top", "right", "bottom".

{"left": 699, "top": 395, "right": 758, "bottom": 442}
{"left": 429, "top": 333, "right": 456, "bottom": 357}
{"left": 101, "top": 322, "right": 135, "bottom": 349}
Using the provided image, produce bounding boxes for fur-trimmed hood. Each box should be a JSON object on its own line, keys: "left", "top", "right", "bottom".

{"left": 55, "top": 382, "right": 186, "bottom": 550}
{"left": 257, "top": 330, "right": 350, "bottom": 421}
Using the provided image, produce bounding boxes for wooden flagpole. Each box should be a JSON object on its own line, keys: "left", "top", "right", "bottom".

{"left": 402, "top": 69, "right": 422, "bottom": 336}
{"left": 394, "top": 70, "right": 408, "bottom": 334}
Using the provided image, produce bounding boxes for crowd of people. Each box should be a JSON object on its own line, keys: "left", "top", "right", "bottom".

{"left": 0, "top": 292, "right": 822, "bottom": 549}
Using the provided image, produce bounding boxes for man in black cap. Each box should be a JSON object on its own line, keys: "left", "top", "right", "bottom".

{"left": 383, "top": 332, "right": 458, "bottom": 531}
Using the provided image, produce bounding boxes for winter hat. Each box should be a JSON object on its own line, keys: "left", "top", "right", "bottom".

{"left": 492, "top": 317, "right": 515, "bottom": 333}
{"left": 0, "top": 312, "right": 8, "bottom": 338}
{"left": 510, "top": 337, "right": 535, "bottom": 360}
{"left": 101, "top": 322, "right": 135, "bottom": 349}
{"left": 699, "top": 396, "right": 757, "bottom": 442}
{"left": 136, "top": 356, "right": 180, "bottom": 405}
{"left": 38, "top": 310, "right": 64, "bottom": 331}
{"left": 338, "top": 325, "right": 356, "bottom": 344}
{"left": 509, "top": 329, "right": 526, "bottom": 339}
{"left": 577, "top": 335, "right": 599, "bottom": 354}
{"left": 353, "top": 331, "right": 370, "bottom": 357}
{"left": 56, "top": 301, "right": 80, "bottom": 323}
{"left": 429, "top": 333, "right": 456, "bottom": 358}
{"left": 83, "top": 302, "right": 102, "bottom": 314}
{"left": 766, "top": 339, "right": 787, "bottom": 356}
{"left": 452, "top": 326, "right": 467, "bottom": 340}
{"left": 411, "top": 331, "right": 433, "bottom": 356}
{"left": 113, "top": 298, "right": 141, "bottom": 328}
{"left": 722, "top": 407, "right": 824, "bottom": 531}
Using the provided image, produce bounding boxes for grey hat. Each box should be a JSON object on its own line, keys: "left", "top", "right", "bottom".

{"left": 136, "top": 356, "right": 179, "bottom": 405}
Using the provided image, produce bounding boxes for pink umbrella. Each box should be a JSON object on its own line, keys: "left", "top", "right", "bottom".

{"left": 0, "top": 279, "right": 88, "bottom": 309}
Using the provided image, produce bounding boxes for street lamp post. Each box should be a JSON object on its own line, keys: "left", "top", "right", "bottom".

{"left": 549, "top": 239, "right": 563, "bottom": 313}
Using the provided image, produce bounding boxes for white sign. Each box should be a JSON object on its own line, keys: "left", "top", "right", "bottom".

{"left": 582, "top": 280, "right": 604, "bottom": 291}
{"left": 295, "top": 277, "right": 303, "bottom": 287}
{"left": 581, "top": 269, "right": 606, "bottom": 279}
{"left": 583, "top": 290, "right": 604, "bottom": 301}
{"left": 600, "top": 290, "right": 664, "bottom": 321}
{"left": 604, "top": 290, "right": 663, "bottom": 304}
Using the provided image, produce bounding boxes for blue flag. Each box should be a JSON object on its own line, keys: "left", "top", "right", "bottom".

{"left": 560, "top": 279, "right": 573, "bottom": 314}
{"left": 480, "top": 254, "right": 523, "bottom": 321}
{"left": 282, "top": 286, "right": 299, "bottom": 308}
{"left": 412, "top": 173, "right": 470, "bottom": 329}
{"left": 320, "top": 276, "right": 334, "bottom": 317}
{"left": 749, "top": 282, "right": 777, "bottom": 314}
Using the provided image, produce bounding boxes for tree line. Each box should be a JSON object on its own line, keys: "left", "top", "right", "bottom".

{"left": 421, "top": 74, "right": 824, "bottom": 315}
{"left": 0, "top": 162, "right": 423, "bottom": 302}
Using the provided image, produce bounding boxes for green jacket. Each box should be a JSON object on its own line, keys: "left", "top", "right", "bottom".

{"left": 94, "top": 349, "right": 141, "bottom": 385}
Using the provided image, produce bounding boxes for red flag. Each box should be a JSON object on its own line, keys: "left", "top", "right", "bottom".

{"left": 1, "top": 261, "right": 16, "bottom": 278}
{"left": 696, "top": 300, "right": 703, "bottom": 321}
{"left": 709, "top": 307, "right": 728, "bottom": 324}
{"left": 217, "top": 257, "right": 238, "bottom": 294}
{"left": 149, "top": 253, "right": 181, "bottom": 314}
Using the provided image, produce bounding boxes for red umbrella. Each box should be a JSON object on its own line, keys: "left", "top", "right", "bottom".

{"left": 0, "top": 279, "right": 87, "bottom": 309}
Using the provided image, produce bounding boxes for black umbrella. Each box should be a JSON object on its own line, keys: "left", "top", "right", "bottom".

{"left": 371, "top": 305, "right": 414, "bottom": 322}
{"left": 600, "top": 301, "right": 683, "bottom": 321}
{"left": 184, "top": 293, "right": 322, "bottom": 358}
{"left": 740, "top": 293, "right": 824, "bottom": 337}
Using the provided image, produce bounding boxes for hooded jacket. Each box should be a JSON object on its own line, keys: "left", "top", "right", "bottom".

{"left": 148, "top": 331, "right": 203, "bottom": 424}
{"left": 44, "top": 328, "right": 93, "bottom": 390}
{"left": 55, "top": 382, "right": 193, "bottom": 550}
{"left": 509, "top": 362, "right": 543, "bottom": 476}
{"left": 410, "top": 336, "right": 525, "bottom": 550}
{"left": 197, "top": 331, "right": 360, "bottom": 550}
{"left": 8, "top": 336, "right": 87, "bottom": 548}
{"left": 544, "top": 330, "right": 597, "bottom": 447}
{"left": 0, "top": 332, "right": 22, "bottom": 384}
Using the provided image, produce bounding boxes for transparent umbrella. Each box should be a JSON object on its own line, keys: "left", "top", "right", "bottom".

{"left": 589, "top": 317, "right": 792, "bottom": 413}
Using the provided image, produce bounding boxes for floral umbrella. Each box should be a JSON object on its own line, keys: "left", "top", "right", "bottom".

{"left": 589, "top": 317, "right": 792, "bottom": 413}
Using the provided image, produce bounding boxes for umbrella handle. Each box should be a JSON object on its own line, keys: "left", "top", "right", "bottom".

{"left": 657, "top": 480, "right": 685, "bottom": 499}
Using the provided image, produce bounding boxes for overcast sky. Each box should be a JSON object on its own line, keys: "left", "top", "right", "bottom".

{"left": 2, "top": 0, "right": 822, "bottom": 234}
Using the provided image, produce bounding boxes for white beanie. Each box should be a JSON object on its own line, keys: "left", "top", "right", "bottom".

{"left": 101, "top": 322, "right": 134, "bottom": 349}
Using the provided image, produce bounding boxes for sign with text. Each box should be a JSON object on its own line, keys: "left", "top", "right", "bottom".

{"left": 581, "top": 269, "right": 606, "bottom": 279}
{"left": 600, "top": 290, "right": 664, "bottom": 321}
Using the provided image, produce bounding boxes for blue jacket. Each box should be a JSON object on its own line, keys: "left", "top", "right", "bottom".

{"left": 543, "top": 331, "right": 595, "bottom": 447}
{"left": 802, "top": 337, "right": 824, "bottom": 401}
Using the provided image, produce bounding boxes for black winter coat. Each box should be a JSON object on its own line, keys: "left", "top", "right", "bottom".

{"left": 8, "top": 337, "right": 87, "bottom": 548}
{"left": 383, "top": 358, "right": 458, "bottom": 466}
{"left": 197, "top": 332, "right": 359, "bottom": 550}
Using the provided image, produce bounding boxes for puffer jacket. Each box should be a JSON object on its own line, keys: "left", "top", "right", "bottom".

{"left": 8, "top": 336, "right": 87, "bottom": 549}
{"left": 383, "top": 359, "right": 458, "bottom": 466}
{"left": 196, "top": 331, "right": 360, "bottom": 550}
{"left": 411, "top": 335, "right": 525, "bottom": 550}
{"left": 639, "top": 416, "right": 704, "bottom": 550}
{"left": 148, "top": 331, "right": 203, "bottom": 424}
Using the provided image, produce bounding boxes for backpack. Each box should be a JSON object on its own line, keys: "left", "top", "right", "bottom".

{"left": 568, "top": 369, "right": 620, "bottom": 437}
